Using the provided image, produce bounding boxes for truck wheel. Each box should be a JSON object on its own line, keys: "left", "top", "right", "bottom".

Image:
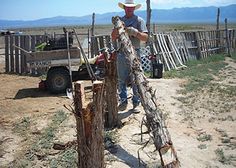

{"left": 46, "top": 68, "right": 70, "bottom": 94}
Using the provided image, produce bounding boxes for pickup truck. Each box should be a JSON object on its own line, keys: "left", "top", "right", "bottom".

{"left": 24, "top": 47, "right": 82, "bottom": 93}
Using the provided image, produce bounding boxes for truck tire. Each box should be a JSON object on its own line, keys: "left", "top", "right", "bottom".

{"left": 46, "top": 68, "right": 70, "bottom": 94}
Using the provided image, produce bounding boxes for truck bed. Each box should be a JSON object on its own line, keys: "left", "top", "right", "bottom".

{"left": 26, "top": 47, "right": 81, "bottom": 69}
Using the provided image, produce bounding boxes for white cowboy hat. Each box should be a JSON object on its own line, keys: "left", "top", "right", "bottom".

{"left": 118, "top": 0, "right": 141, "bottom": 10}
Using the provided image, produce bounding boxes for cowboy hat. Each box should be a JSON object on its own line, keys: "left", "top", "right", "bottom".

{"left": 118, "top": 0, "right": 141, "bottom": 10}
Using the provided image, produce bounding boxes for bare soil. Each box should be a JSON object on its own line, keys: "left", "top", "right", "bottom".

{"left": 0, "top": 35, "right": 236, "bottom": 167}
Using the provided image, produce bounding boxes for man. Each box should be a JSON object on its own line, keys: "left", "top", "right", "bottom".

{"left": 111, "top": 0, "right": 148, "bottom": 113}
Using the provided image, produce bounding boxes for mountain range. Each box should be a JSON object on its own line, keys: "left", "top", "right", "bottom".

{"left": 0, "top": 4, "right": 236, "bottom": 28}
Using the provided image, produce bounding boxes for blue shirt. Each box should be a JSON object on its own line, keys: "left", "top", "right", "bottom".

{"left": 121, "top": 15, "right": 148, "bottom": 49}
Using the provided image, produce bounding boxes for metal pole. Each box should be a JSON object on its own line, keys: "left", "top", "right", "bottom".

{"left": 73, "top": 29, "right": 97, "bottom": 81}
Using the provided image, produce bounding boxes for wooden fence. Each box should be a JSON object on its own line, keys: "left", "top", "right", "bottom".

{"left": 152, "top": 29, "right": 236, "bottom": 70}
{"left": 4, "top": 29, "right": 236, "bottom": 74}
{"left": 90, "top": 35, "right": 111, "bottom": 57}
{"left": 178, "top": 29, "right": 236, "bottom": 59}
{"left": 5, "top": 35, "right": 46, "bottom": 73}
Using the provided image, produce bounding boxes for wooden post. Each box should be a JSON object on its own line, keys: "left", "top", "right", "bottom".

{"left": 225, "top": 18, "right": 231, "bottom": 57}
{"left": 87, "top": 29, "right": 90, "bottom": 58}
{"left": 74, "top": 80, "right": 104, "bottom": 168}
{"left": 153, "top": 23, "right": 156, "bottom": 34}
{"left": 146, "top": 0, "right": 151, "bottom": 35}
{"left": 90, "top": 13, "right": 95, "bottom": 57}
{"left": 15, "top": 36, "right": 20, "bottom": 73}
{"left": 112, "top": 16, "right": 179, "bottom": 167}
{"left": 216, "top": 8, "right": 220, "bottom": 53}
{"left": 104, "top": 50, "right": 118, "bottom": 128}
{"left": 5, "top": 36, "right": 9, "bottom": 72}
{"left": 10, "top": 35, "right": 14, "bottom": 72}
{"left": 91, "top": 13, "right": 95, "bottom": 37}
{"left": 92, "top": 37, "right": 99, "bottom": 56}
{"left": 216, "top": 8, "right": 220, "bottom": 31}
{"left": 195, "top": 31, "right": 202, "bottom": 59}
{"left": 98, "top": 36, "right": 105, "bottom": 50}
{"left": 91, "top": 80, "right": 104, "bottom": 168}
{"left": 74, "top": 81, "right": 87, "bottom": 168}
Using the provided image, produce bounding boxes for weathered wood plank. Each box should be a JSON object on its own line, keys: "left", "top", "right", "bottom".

{"left": 5, "top": 36, "right": 9, "bottom": 72}
{"left": 195, "top": 32, "right": 202, "bottom": 59}
{"left": 225, "top": 19, "right": 231, "bottom": 57}
{"left": 15, "top": 36, "right": 20, "bottom": 73}
{"left": 10, "top": 35, "right": 14, "bottom": 72}
{"left": 98, "top": 36, "right": 105, "bottom": 50}
{"left": 93, "top": 37, "right": 99, "bottom": 56}
{"left": 31, "top": 35, "right": 36, "bottom": 51}
{"left": 20, "top": 36, "right": 26, "bottom": 73}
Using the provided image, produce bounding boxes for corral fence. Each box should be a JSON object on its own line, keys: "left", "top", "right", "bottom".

{"left": 152, "top": 29, "right": 236, "bottom": 71}
{"left": 4, "top": 29, "right": 236, "bottom": 74}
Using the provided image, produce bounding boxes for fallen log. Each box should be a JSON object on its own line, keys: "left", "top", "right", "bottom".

{"left": 112, "top": 16, "right": 179, "bottom": 167}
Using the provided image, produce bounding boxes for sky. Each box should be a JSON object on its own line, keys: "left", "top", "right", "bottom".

{"left": 0, "top": 0, "right": 235, "bottom": 20}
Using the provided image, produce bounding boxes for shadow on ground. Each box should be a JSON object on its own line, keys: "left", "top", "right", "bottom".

{"left": 108, "top": 144, "right": 146, "bottom": 168}
{"left": 14, "top": 88, "right": 64, "bottom": 99}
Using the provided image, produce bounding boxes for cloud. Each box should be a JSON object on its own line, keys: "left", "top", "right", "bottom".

{"left": 151, "top": 0, "right": 193, "bottom": 8}
{"left": 151, "top": 0, "right": 235, "bottom": 8}
{"left": 152, "top": 0, "right": 191, "bottom": 5}
{"left": 202, "top": 0, "right": 236, "bottom": 6}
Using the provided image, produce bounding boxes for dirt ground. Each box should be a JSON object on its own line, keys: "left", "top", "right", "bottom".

{"left": 0, "top": 35, "right": 236, "bottom": 167}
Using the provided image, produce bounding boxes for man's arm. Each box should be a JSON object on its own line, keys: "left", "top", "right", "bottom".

{"left": 112, "top": 26, "right": 148, "bottom": 42}
{"left": 136, "top": 31, "right": 148, "bottom": 42}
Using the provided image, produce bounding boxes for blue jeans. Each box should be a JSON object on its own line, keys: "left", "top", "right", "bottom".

{"left": 117, "top": 49, "right": 141, "bottom": 106}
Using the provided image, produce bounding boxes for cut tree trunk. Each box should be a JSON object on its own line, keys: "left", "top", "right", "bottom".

{"left": 104, "top": 50, "right": 118, "bottom": 128}
{"left": 74, "top": 81, "right": 104, "bottom": 168}
{"left": 112, "top": 16, "right": 179, "bottom": 167}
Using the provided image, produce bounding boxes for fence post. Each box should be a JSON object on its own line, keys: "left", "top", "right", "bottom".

{"left": 15, "top": 36, "right": 20, "bottom": 73}
{"left": 5, "top": 36, "right": 9, "bottom": 72}
{"left": 20, "top": 36, "right": 25, "bottom": 73}
{"left": 225, "top": 18, "right": 231, "bottom": 57}
{"left": 74, "top": 81, "right": 86, "bottom": 168}
{"left": 74, "top": 80, "right": 104, "bottom": 168}
{"left": 104, "top": 51, "right": 118, "bottom": 128}
{"left": 216, "top": 8, "right": 220, "bottom": 53}
{"left": 90, "top": 13, "right": 95, "bottom": 58}
{"left": 146, "top": 0, "right": 151, "bottom": 34}
{"left": 10, "top": 35, "right": 14, "bottom": 72}
{"left": 195, "top": 31, "right": 202, "bottom": 59}
{"left": 92, "top": 81, "right": 104, "bottom": 168}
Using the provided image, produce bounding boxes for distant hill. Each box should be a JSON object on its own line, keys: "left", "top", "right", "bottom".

{"left": 0, "top": 4, "right": 235, "bottom": 28}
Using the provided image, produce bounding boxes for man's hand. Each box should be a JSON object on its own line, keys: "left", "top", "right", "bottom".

{"left": 111, "top": 28, "right": 119, "bottom": 41}
{"left": 126, "top": 27, "right": 139, "bottom": 37}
